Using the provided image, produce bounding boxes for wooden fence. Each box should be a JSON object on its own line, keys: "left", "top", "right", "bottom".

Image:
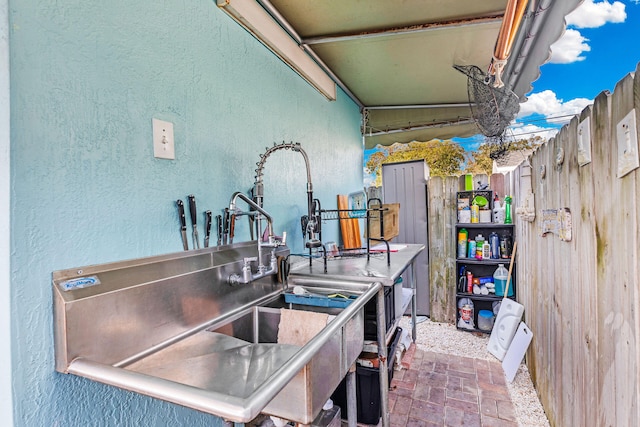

{"left": 426, "top": 62, "right": 640, "bottom": 426}
{"left": 516, "top": 64, "right": 640, "bottom": 427}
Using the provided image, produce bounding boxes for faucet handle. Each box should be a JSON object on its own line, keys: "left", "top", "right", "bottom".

{"left": 305, "top": 239, "right": 322, "bottom": 249}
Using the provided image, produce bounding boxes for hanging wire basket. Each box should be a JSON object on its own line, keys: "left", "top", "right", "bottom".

{"left": 454, "top": 65, "right": 519, "bottom": 138}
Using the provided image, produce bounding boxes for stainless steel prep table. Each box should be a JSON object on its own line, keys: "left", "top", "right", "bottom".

{"left": 287, "top": 243, "right": 425, "bottom": 427}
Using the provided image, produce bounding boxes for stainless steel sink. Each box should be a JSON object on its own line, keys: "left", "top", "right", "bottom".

{"left": 52, "top": 243, "right": 381, "bottom": 424}
{"left": 123, "top": 302, "right": 365, "bottom": 424}
{"left": 217, "top": 303, "right": 364, "bottom": 422}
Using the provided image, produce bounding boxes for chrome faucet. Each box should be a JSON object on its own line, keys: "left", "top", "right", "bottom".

{"left": 253, "top": 142, "right": 320, "bottom": 248}
{"left": 227, "top": 191, "right": 281, "bottom": 285}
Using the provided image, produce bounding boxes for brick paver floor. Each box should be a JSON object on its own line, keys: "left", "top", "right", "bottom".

{"left": 384, "top": 345, "right": 518, "bottom": 427}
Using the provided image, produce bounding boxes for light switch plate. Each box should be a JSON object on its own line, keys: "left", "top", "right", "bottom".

{"left": 577, "top": 116, "right": 591, "bottom": 166}
{"left": 153, "top": 118, "right": 175, "bottom": 160}
{"left": 616, "top": 109, "right": 638, "bottom": 178}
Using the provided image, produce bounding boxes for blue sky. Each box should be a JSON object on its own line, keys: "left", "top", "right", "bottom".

{"left": 502, "top": 0, "right": 640, "bottom": 144}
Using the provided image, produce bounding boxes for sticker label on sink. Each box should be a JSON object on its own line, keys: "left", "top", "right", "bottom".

{"left": 60, "top": 276, "right": 101, "bottom": 291}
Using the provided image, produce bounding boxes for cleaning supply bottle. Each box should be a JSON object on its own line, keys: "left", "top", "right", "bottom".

{"left": 470, "top": 203, "right": 479, "bottom": 223}
{"left": 489, "top": 232, "right": 500, "bottom": 259}
{"left": 475, "top": 234, "right": 484, "bottom": 260}
{"left": 467, "top": 239, "right": 476, "bottom": 259}
{"left": 504, "top": 195, "right": 512, "bottom": 224}
{"left": 493, "top": 263, "right": 513, "bottom": 297}
{"left": 500, "top": 233, "right": 513, "bottom": 258}
{"left": 493, "top": 196, "right": 504, "bottom": 223}
{"left": 482, "top": 240, "right": 491, "bottom": 260}
{"left": 457, "top": 228, "right": 468, "bottom": 258}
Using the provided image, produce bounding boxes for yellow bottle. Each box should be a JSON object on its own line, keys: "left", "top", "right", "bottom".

{"left": 471, "top": 204, "right": 479, "bottom": 223}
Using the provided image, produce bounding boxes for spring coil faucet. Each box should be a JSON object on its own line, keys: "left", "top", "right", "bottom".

{"left": 254, "top": 142, "right": 320, "bottom": 247}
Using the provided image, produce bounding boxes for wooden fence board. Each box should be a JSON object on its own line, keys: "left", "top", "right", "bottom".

{"left": 607, "top": 71, "right": 638, "bottom": 427}
{"left": 590, "top": 88, "right": 618, "bottom": 427}
{"left": 575, "top": 105, "right": 598, "bottom": 427}
{"left": 634, "top": 61, "right": 640, "bottom": 427}
{"left": 489, "top": 172, "right": 505, "bottom": 197}
{"left": 427, "top": 176, "right": 457, "bottom": 322}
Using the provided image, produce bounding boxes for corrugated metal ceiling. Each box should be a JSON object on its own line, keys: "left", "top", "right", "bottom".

{"left": 226, "top": 0, "right": 583, "bottom": 148}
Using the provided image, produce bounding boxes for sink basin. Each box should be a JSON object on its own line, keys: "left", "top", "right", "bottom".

{"left": 125, "top": 300, "right": 364, "bottom": 424}
{"left": 52, "top": 244, "right": 388, "bottom": 424}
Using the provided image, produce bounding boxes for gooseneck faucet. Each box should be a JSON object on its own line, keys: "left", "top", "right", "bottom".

{"left": 227, "top": 192, "right": 280, "bottom": 285}
{"left": 253, "top": 142, "right": 320, "bottom": 248}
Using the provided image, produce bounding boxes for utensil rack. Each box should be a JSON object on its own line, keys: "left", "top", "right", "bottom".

{"left": 315, "top": 198, "right": 393, "bottom": 265}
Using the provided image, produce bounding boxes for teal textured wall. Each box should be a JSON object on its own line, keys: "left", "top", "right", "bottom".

{"left": 1, "top": 0, "right": 13, "bottom": 422}
{"left": 9, "top": 0, "right": 362, "bottom": 425}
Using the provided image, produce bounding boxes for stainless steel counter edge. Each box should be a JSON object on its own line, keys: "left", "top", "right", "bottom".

{"left": 287, "top": 244, "right": 425, "bottom": 287}
{"left": 66, "top": 282, "right": 382, "bottom": 423}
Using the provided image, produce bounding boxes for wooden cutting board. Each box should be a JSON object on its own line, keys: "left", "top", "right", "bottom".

{"left": 277, "top": 309, "right": 329, "bottom": 347}
{"left": 337, "top": 195, "right": 361, "bottom": 249}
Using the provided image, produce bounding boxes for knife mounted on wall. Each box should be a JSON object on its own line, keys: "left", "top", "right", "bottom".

{"left": 188, "top": 194, "right": 200, "bottom": 249}
{"left": 176, "top": 199, "right": 188, "bottom": 251}
{"left": 204, "top": 210, "right": 212, "bottom": 248}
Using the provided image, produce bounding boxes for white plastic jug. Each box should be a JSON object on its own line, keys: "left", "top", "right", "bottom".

{"left": 493, "top": 264, "right": 512, "bottom": 297}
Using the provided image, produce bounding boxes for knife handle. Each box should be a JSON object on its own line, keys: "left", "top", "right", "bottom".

{"left": 204, "top": 210, "right": 212, "bottom": 246}
{"left": 223, "top": 209, "right": 230, "bottom": 234}
{"left": 222, "top": 209, "right": 230, "bottom": 245}
{"left": 176, "top": 200, "right": 186, "bottom": 228}
{"left": 216, "top": 214, "right": 223, "bottom": 245}
{"left": 229, "top": 213, "right": 236, "bottom": 243}
{"left": 188, "top": 195, "right": 197, "bottom": 226}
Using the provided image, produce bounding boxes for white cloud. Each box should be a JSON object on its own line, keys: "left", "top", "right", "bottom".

{"left": 565, "top": 0, "right": 626, "bottom": 28}
{"left": 510, "top": 91, "right": 593, "bottom": 141}
{"left": 518, "top": 90, "right": 592, "bottom": 118}
{"left": 363, "top": 166, "right": 376, "bottom": 187}
{"left": 549, "top": 1, "right": 626, "bottom": 64}
{"left": 549, "top": 29, "right": 590, "bottom": 64}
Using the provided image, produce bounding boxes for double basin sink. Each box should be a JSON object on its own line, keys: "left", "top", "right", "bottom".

{"left": 53, "top": 244, "right": 381, "bottom": 424}
{"left": 124, "top": 287, "right": 373, "bottom": 423}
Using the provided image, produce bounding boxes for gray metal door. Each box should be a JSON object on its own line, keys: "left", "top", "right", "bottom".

{"left": 382, "top": 160, "right": 430, "bottom": 316}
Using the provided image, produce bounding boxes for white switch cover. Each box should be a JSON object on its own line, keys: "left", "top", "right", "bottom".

{"left": 616, "top": 109, "right": 639, "bottom": 178}
{"left": 152, "top": 118, "right": 175, "bottom": 160}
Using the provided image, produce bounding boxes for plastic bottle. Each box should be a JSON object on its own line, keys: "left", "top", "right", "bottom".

{"left": 475, "top": 234, "right": 484, "bottom": 260}
{"left": 493, "top": 197, "right": 504, "bottom": 223}
{"left": 489, "top": 232, "right": 500, "bottom": 259}
{"left": 472, "top": 278, "right": 481, "bottom": 294}
{"left": 457, "top": 228, "right": 468, "bottom": 258}
{"left": 470, "top": 204, "right": 479, "bottom": 223}
{"left": 482, "top": 240, "right": 491, "bottom": 260}
{"left": 493, "top": 263, "right": 513, "bottom": 297}
{"left": 467, "top": 239, "right": 476, "bottom": 259}
{"left": 504, "top": 195, "right": 512, "bottom": 224}
{"left": 500, "top": 233, "right": 513, "bottom": 259}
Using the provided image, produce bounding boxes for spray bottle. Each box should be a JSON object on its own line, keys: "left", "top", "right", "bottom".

{"left": 493, "top": 195, "right": 504, "bottom": 223}
{"left": 504, "top": 195, "right": 512, "bottom": 224}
